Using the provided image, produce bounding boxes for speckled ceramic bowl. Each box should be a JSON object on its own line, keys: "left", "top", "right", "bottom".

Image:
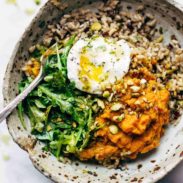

{"left": 3, "top": 0, "right": 183, "bottom": 182}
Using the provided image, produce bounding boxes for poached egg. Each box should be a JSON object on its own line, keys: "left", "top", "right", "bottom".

{"left": 67, "top": 36, "right": 132, "bottom": 94}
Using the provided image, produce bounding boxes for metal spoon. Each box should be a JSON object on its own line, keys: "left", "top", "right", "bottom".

{"left": 0, "top": 56, "right": 46, "bottom": 123}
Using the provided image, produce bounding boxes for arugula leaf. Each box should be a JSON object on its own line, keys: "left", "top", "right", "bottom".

{"left": 61, "top": 35, "right": 76, "bottom": 68}
{"left": 17, "top": 78, "right": 33, "bottom": 129}
{"left": 17, "top": 103, "right": 26, "bottom": 129}
{"left": 26, "top": 101, "right": 47, "bottom": 132}
{"left": 38, "top": 85, "right": 73, "bottom": 113}
{"left": 35, "top": 131, "right": 54, "bottom": 141}
{"left": 34, "top": 99, "right": 47, "bottom": 109}
{"left": 38, "top": 85, "right": 93, "bottom": 126}
{"left": 44, "top": 71, "right": 66, "bottom": 89}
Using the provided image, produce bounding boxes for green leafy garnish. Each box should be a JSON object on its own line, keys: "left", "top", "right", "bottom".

{"left": 34, "top": 0, "right": 41, "bottom": 5}
{"left": 18, "top": 36, "right": 100, "bottom": 158}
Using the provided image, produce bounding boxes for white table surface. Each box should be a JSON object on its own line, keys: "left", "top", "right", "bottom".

{"left": 0, "top": 0, "right": 183, "bottom": 182}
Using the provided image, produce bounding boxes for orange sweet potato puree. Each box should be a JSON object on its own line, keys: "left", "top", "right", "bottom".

{"left": 79, "top": 67, "right": 170, "bottom": 161}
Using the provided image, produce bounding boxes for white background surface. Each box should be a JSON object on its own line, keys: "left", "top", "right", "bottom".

{"left": 0, "top": 0, "right": 182, "bottom": 182}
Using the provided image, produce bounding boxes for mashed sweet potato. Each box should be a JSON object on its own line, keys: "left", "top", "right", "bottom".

{"left": 79, "top": 67, "right": 170, "bottom": 162}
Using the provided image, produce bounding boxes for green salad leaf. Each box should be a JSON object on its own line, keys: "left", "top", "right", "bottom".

{"left": 18, "top": 77, "right": 33, "bottom": 129}
{"left": 18, "top": 36, "right": 101, "bottom": 158}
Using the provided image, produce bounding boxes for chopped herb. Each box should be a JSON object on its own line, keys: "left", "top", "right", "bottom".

{"left": 34, "top": 0, "right": 41, "bottom": 5}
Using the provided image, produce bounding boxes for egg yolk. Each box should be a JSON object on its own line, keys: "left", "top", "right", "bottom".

{"left": 79, "top": 55, "right": 104, "bottom": 90}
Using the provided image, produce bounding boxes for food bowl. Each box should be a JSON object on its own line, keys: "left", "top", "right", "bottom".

{"left": 3, "top": 0, "right": 183, "bottom": 182}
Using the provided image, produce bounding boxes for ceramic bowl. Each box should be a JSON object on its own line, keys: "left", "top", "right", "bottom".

{"left": 3, "top": 0, "right": 183, "bottom": 182}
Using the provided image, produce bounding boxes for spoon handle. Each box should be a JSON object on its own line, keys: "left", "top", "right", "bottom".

{"left": 0, "top": 73, "right": 44, "bottom": 123}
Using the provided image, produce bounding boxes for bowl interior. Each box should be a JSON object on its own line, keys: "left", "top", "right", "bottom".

{"left": 3, "top": 0, "right": 183, "bottom": 182}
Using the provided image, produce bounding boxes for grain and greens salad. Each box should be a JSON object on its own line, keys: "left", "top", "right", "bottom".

{"left": 18, "top": 0, "right": 183, "bottom": 168}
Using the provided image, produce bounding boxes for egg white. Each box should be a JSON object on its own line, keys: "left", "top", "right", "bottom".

{"left": 67, "top": 36, "right": 131, "bottom": 94}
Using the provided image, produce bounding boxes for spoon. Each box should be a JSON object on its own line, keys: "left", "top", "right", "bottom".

{"left": 0, "top": 56, "right": 46, "bottom": 123}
